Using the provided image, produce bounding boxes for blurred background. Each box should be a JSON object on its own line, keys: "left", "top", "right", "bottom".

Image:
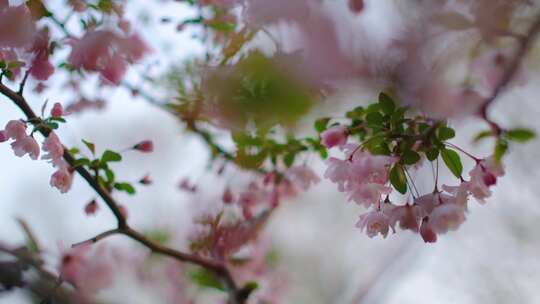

{"left": 1, "top": 0, "right": 540, "bottom": 303}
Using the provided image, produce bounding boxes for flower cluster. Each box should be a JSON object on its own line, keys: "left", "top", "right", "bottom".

{"left": 0, "top": 105, "right": 74, "bottom": 193}
{"left": 319, "top": 94, "right": 514, "bottom": 243}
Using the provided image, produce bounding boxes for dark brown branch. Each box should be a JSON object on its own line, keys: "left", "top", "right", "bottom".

{"left": 0, "top": 81, "right": 246, "bottom": 303}
{"left": 479, "top": 14, "right": 540, "bottom": 134}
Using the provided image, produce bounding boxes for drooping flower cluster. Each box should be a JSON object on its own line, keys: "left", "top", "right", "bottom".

{"left": 0, "top": 105, "right": 74, "bottom": 193}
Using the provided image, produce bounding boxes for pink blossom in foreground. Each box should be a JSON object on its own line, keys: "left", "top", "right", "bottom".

{"left": 0, "top": 4, "right": 34, "bottom": 48}
{"left": 133, "top": 140, "right": 153, "bottom": 153}
{"left": 420, "top": 218, "right": 437, "bottom": 243}
{"left": 59, "top": 244, "right": 113, "bottom": 294}
{"left": 356, "top": 210, "right": 393, "bottom": 238}
{"left": 348, "top": 0, "right": 364, "bottom": 13}
{"left": 222, "top": 187, "right": 234, "bottom": 204}
{"left": 321, "top": 126, "right": 348, "bottom": 148}
{"left": 388, "top": 204, "right": 425, "bottom": 233}
{"left": 42, "top": 132, "right": 64, "bottom": 164}
{"left": 11, "top": 135, "right": 40, "bottom": 160}
{"left": 84, "top": 200, "right": 99, "bottom": 216}
{"left": 429, "top": 203, "right": 466, "bottom": 234}
{"left": 0, "top": 130, "right": 7, "bottom": 142}
{"left": 467, "top": 157, "right": 504, "bottom": 203}
{"left": 51, "top": 103, "right": 64, "bottom": 118}
{"left": 68, "top": 30, "right": 150, "bottom": 85}
{"left": 50, "top": 166, "right": 73, "bottom": 193}
{"left": 4, "top": 120, "right": 27, "bottom": 140}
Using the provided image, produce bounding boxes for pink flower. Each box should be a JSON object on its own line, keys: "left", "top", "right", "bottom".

{"left": 429, "top": 203, "right": 466, "bottom": 234}
{"left": 101, "top": 54, "right": 126, "bottom": 85}
{"left": 139, "top": 174, "right": 152, "bottom": 185}
{"left": 29, "top": 56, "right": 54, "bottom": 80}
{"left": 284, "top": 166, "right": 320, "bottom": 191}
{"left": 42, "top": 132, "right": 64, "bottom": 164}
{"left": 388, "top": 204, "right": 425, "bottom": 233}
{"left": 68, "top": 30, "right": 149, "bottom": 85}
{"left": 68, "top": 0, "right": 87, "bottom": 12}
{"left": 50, "top": 166, "right": 73, "bottom": 193}
{"left": 0, "top": 4, "right": 34, "bottom": 48}
{"left": 222, "top": 187, "right": 234, "bottom": 204}
{"left": 11, "top": 135, "right": 40, "bottom": 160}
{"left": 4, "top": 120, "right": 27, "bottom": 140}
{"left": 467, "top": 157, "right": 504, "bottom": 203}
{"left": 324, "top": 157, "right": 350, "bottom": 191}
{"left": 0, "top": 130, "right": 7, "bottom": 142}
{"left": 442, "top": 182, "right": 469, "bottom": 208}
{"left": 420, "top": 218, "right": 437, "bottom": 243}
{"left": 59, "top": 244, "right": 113, "bottom": 292}
{"left": 347, "top": 182, "right": 391, "bottom": 208}
{"left": 356, "top": 210, "right": 393, "bottom": 238}
{"left": 51, "top": 103, "right": 64, "bottom": 118}
{"left": 84, "top": 200, "right": 98, "bottom": 215}
{"left": 321, "top": 126, "right": 348, "bottom": 148}
{"left": 348, "top": 0, "right": 364, "bottom": 13}
{"left": 133, "top": 140, "right": 153, "bottom": 153}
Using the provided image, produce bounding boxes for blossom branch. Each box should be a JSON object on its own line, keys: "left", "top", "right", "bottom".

{"left": 0, "top": 82, "right": 248, "bottom": 304}
{"left": 479, "top": 14, "right": 540, "bottom": 134}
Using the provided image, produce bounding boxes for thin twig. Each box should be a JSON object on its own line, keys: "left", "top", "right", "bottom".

{"left": 479, "top": 14, "right": 540, "bottom": 134}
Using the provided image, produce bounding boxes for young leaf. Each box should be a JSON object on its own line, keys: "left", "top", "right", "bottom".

{"left": 402, "top": 150, "right": 421, "bottom": 165}
{"left": 437, "top": 126, "right": 455, "bottom": 141}
{"left": 378, "top": 92, "right": 395, "bottom": 115}
{"left": 494, "top": 139, "right": 508, "bottom": 161}
{"left": 189, "top": 268, "right": 225, "bottom": 291}
{"left": 82, "top": 139, "right": 96, "bottom": 155}
{"left": 314, "top": 117, "right": 330, "bottom": 133}
{"left": 441, "top": 148, "right": 462, "bottom": 178}
{"left": 506, "top": 128, "right": 535, "bottom": 143}
{"left": 425, "top": 148, "right": 439, "bottom": 161}
{"left": 389, "top": 165, "right": 407, "bottom": 194}
{"left": 473, "top": 130, "right": 494, "bottom": 143}
{"left": 366, "top": 112, "right": 384, "bottom": 127}
{"left": 101, "top": 150, "right": 122, "bottom": 163}
{"left": 114, "top": 182, "right": 136, "bottom": 195}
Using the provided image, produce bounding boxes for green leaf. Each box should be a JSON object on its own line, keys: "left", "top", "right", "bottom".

{"left": 114, "top": 182, "right": 136, "bottom": 195}
{"left": 314, "top": 118, "right": 330, "bottom": 133}
{"left": 389, "top": 165, "right": 407, "bottom": 194}
{"left": 101, "top": 150, "right": 122, "bottom": 163}
{"left": 189, "top": 268, "right": 225, "bottom": 291}
{"left": 494, "top": 139, "right": 508, "bottom": 161}
{"left": 283, "top": 152, "right": 295, "bottom": 167}
{"left": 82, "top": 139, "right": 96, "bottom": 155}
{"left": 441, "top": 148, "right": 463, "bottom": 178}
{"left": 72, "top": 158, "right": 91, "bottom": 167}
{"left": 104, "top": 168, "right": 115, "bottom": 184}
{"left": 473, "top": 130, "right": 494, "bottom": 143}
{"left": 437, "top": 126, "right": 455, "bottom": 141}
{"left": 506, "top": 128, "right": 535, "bottom": 143}
{"left": 402, "top": 150, "right": 421, "bottom": 165}
{"left": 68, "top": 147, "right": 80, "bottom": 155}
{"left": 346, "top": 106, "right": 364, "bottom": 119}
{"left": 425, "top": 148, "right": 439, "bottom": 161}
{"left": 366, "top": 112, "right": 384, "bottom": 127}
{"left": 378, "top": 92, "right": 395, "bottom": 115}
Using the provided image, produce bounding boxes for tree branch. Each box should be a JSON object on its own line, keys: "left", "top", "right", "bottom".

{"left": 0, "top": 82, "right": 247, "bottom": 303}
{"left": 479, "top": 14, "right": 540, "bottom": 134}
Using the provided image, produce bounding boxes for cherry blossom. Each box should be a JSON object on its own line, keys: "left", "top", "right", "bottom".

{"left": 388, "top": 204, "right": 425, "bottom": 233}
{"left": 321, "top": 126, "right": 348, "bottom": 149}
{"left": 4, "top": 120, "right": 27, "bottom": 140}
{"left": 429, "top": 203, "right": 467, "bottom": 234}
{"left": 84, "top": 200, "right": 99, "bottom": 216}
{"left": 42, "top": 132, "right": 64, "bottom": 164}
{"left": 133, "top": 140, "right": 153, "bottom": 153}
{"left": 420, "top": 217, "right": 437, "bottom": 243}
{"left": 11, "top": 135, "right": 40, "bottom": 160}
{"left": 467, "top": 157, "right": 505, "bottom": 203}
{"left": 50, "top": 165, "right": 73, "bottom": 193}
{"left": 50, "top": 103, "right": 64, "bottom": 118}
{"left": 356, "top": 210, "right": 393, "bottom": 238}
